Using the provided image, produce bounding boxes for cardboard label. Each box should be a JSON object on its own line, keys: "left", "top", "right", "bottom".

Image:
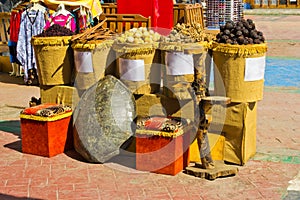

{"left": 74, "top": 51, "right": 93, "bottom": 73}
{"left": 165, "top": 52, "right": 194, "bottom": 75}
{"left": 119, "top": 58, "right": 145, "bottom": 81}
{"left": 244, "top": 56, "right": 266, "bottom": 81}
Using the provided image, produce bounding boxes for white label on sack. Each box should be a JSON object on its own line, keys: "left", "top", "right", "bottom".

{"left": 165, "top": 52, "right": 194, "bottom": 75}
{"left": 74, "top": 50, "right": 93, "bottom": 73}
{"left": 119, "top": 58, "right": 145, "bottom": 81}
{"left": 244, "top": 56, "right": 266, "bottom": 81}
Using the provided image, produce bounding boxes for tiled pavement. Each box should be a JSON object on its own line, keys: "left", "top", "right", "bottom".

{"left": 0, "top": 89, "right": 299, "bottom": 199}
{"left": 0, "top": 14, "right": 300, "bottom": 200}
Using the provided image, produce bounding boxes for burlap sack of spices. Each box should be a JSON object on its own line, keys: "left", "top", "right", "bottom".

{"left": 212, "top": 42, "right": 268, "bottom": 102}
{"left": 72, "top": 40, "right": 116, "bottom": 91}
{"left": 160, "top": 42, "right": 205, "bottom": 100}
{"left": 209, "top": 101, "right": 258, "bottom": 165}
{"left": 31, "top": 36, "right": 74, "bottom": 86}
{"left": 113, "top": 43, "right": 160, "bottom": 95}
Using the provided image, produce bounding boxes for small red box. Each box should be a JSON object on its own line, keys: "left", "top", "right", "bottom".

{"left": 135, "top": 117, "right": 191, "bottom": 176}
{"left": 20, "top": 104, "right": 73, "bottom": 157}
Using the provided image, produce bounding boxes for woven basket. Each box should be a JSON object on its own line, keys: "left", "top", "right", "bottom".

{"left": 113, "top": 43, "right": 160, "bottom": 95}
{"left": 71, "top": 40, "right": 116, "bottom": 91}
{"left": 212, "top": 42, "right": 268, "bottom": 102}
{"left": 31, "top": 36, "right": 74, "bottom": 86}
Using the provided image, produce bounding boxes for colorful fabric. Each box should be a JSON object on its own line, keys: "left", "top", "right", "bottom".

{"left": 16, "top": 9, "right": 45, "bottom": 83}
{"left": 9, "top": 10, "right": 22, "bottom": 42}
{"left": 42, "top": 0, "right": 102, "bottom": 17}
{"left": 8, "top": 40, "right": 21, "bottom": 64}
{"left": 45, "top": 14, "right": 76, "bottom": 32}
{"left": 21, "top": 103, "right": 72, "bottom": 117}
{"left": 136, "top": 116, "right": 185, "bottom": 133}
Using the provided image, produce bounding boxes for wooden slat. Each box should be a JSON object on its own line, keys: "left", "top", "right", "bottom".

{"left": 173, "top": 4, "right": 187, "bottom": 25}
{"left": 184, "top": 3, "right": 205, "bottom": 28}
{"left": 117, "top": 22, "right": 123, "bottom": 33}
{"left": 99, "top": 14, "right": 151, "bottom": 33}
{"left": 0, "top": 12, "right": 11, "bottom": 45}
{"left": 100, "top": 3, "right": 206, "bottom": 28}
{"left": 101, "top": 3, "right": 117, "bottom": 14}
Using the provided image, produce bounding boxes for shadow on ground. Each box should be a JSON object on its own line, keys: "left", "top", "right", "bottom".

{"left": 0, "top": 193, "right": 43, "bottom": 200}
{"left": 0, "top": 120, "right": 20, "bottom": 136}
{"left": 0, "top": 72, "right": 25, "bottom": 85}
{"left": 4, "top": 140, "right": 22, "bottom": 153}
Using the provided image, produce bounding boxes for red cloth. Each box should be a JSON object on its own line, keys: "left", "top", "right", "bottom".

{"left": 117, "top": 0, "right": 173, "bottom": 34}
{"left": 9, "top": 11, "right": 22, "bottom": 42}
{"left": 22, "top": 103, "right": 58, "bottom": 115}
{"left": 144, "top": 117, "right": 167, "bottom": 130}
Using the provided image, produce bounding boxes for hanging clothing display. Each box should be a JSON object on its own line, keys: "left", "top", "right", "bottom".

{"left": 45, "top": 3, "right": 76, "bottom": 32}
{"left": 45, "top": 13, "right": 76, "bottom": 32}
{"left": 10, "top": 1, "right": 95, "bottom": 85}
{"left": 77, "top": 6, "right": 93, "bottom": 32}
{"left": 17, "top": 8, "right": 46, "bottom": 84}
{"left": 78, "top": 6, "right": 87, "bottom": 33}
{"left": 9, "top": 10, "right": 22, "bottom": 43}
{"left": 8, "top": 10, "right": 22, "bottom": 65}
{"left": 42, "top": 0, "right": 102, "bottom": 18}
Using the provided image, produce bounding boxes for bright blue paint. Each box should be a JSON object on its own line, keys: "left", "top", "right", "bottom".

{"left": 264, "top": 58, "right": 300, "bottom": 87}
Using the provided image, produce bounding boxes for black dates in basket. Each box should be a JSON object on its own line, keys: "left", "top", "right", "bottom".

{"left": 216, "top": 19, "right": 265, "bottom": 45}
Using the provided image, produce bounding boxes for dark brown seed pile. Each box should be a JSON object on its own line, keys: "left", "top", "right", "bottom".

{"left": 36, "top": 24, "right": 75, "bottom": 37}
{"left": 216, "top": 19, "right": 265, "bottom": 45}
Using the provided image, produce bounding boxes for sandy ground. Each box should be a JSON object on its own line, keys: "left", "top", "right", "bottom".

{"left": 245, "top": 15, "right": 300, "bottom": 59}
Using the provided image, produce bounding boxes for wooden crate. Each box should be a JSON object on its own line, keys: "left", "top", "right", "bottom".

{"left": 99, "top": 14, "right": 151, "bottom": 33}
{"left": 173, "top": 3, "right": 205, "bottom": 28}
{"left": 101, "top": 3, "right": 117, "bottom": 14}
{"left": 101, "top": 3, "right": 206, "bottom": 28}
{"left": 0, "top": 12, "right": 10, "bottom": 53}
{"left": 185, "top": 3, "right": 205, "bottom": 28}
{"left": 173, "top": 3, "right": 187, "bottom": 26}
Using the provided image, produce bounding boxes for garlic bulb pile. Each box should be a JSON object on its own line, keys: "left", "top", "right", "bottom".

{"left": 161, "top": 29, "right": 196, "bottom": 43}
{"left": 115, "top": 27, "right": 161, "bottom": 44}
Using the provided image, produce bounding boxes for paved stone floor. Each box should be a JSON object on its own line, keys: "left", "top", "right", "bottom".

{"left": 0, "top": 13, "right": 299, "bottom": 200}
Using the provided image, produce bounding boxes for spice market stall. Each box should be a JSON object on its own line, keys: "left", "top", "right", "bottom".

{"left": 15, "top": 0, "right": 267, "bottom": 180}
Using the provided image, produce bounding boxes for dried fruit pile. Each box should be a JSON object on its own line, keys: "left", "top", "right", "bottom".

{"left": 173, "top": 23, "right": 213, "bottom": 42}
{"left": 115, "top": 27, "right": 161, "bottom": 44}
{"left": 36, "top": 24, "right": 75, "bottom": 37}
{"left": 216, "top": 19, "right": 265, "bottom": 45}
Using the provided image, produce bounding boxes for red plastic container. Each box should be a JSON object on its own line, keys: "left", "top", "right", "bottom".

{"left": 20, "top": 104, "right": 73, "bottom": 157}
{"left": 117, "top": 0, "right": 173, "bottom": 33}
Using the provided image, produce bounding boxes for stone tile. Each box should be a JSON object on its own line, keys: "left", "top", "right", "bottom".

{"left": 29, "top": 186, "right": 58, "bottom": 200}
{"left": 58, "top": 188, "right": 99, "bottom": 199}
{"left": 29, "top": 178, "right": 49, "bottom": 187}
{"left": 1, "top": 185, "right": 29, "bottom": 198}
{"left": 6, "top": 178, "right": 30, "bottom": 187}
{"left": 24, "top": 165, "right": 51, "bottom": 179}
{"left": 99, "top": 190, "right": 129, "bottom": 200}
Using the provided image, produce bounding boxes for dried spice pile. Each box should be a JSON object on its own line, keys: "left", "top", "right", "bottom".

{"left": 36, "top": 24, "right": 75, "bottom": 37}
{"left": 173, "top": 23, "right": 213, "bottom": 42}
